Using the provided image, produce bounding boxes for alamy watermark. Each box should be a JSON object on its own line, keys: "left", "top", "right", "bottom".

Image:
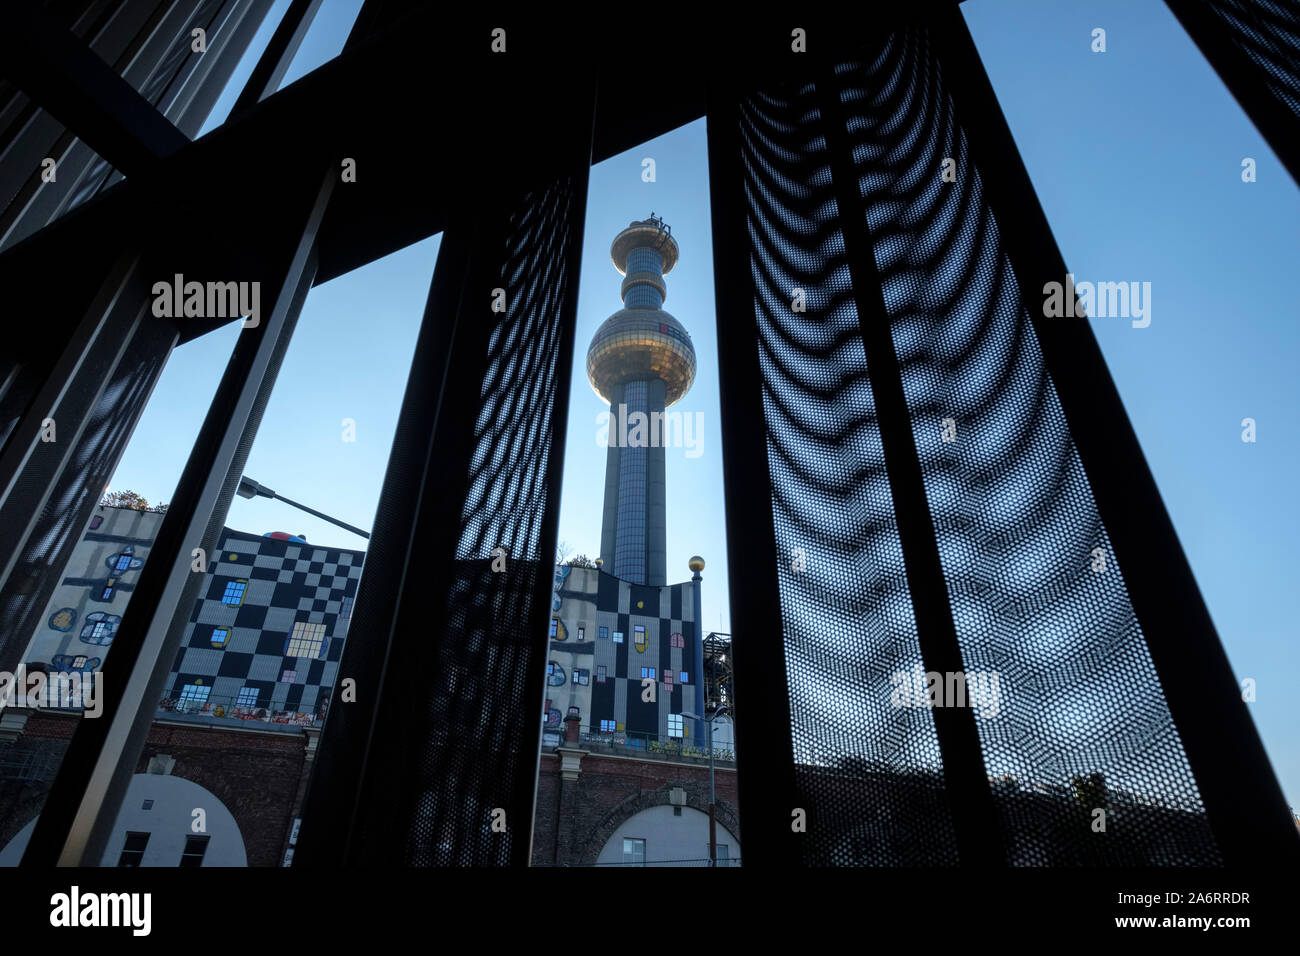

{"left": 0, "top": 667, "right": 102, "bottom": 717}
{"left": 152, "top": 273, "right": 260, "bottom": 328}
{"left": 1043, "top": 274, "right": 1150, "bottom": 328}
{"left": 596, "top": 405, "right": 703, "bottom": 459}
{"left": 890, "top": 664, "right": 1001, "bottom": 719}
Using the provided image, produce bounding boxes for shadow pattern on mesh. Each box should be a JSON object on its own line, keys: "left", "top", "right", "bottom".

{"left": 739, "top": 79, "right": 959, "bottom": 865}
{"left": 1199, "top": 0, "right": 1300, "bottom": 119}
{"left": 833, "top": 30, "right": 1220, "bottom": 864}
{"left": 405, "top": 178, "right": 578, "bottom": 865}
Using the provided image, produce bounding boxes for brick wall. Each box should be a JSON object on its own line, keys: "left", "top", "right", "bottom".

{"left": 532, "top": 749, "right": 739, "bottom": 865}
{"left": 0, "top": 712, "right": 309, "bottom": 866}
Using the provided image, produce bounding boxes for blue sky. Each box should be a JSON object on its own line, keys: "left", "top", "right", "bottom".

{"left": 109, "top": 0, "right": 1298, "bottom": 811}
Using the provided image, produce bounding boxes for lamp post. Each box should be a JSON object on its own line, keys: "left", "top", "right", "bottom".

{"left": 236, "top": 476, "right": 370, "bottom": 539}
{"left": 683, "top": 705, "right": 729, "bottom": 866}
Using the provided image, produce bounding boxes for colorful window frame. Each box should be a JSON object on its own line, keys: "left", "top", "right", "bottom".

{"left": 221, "top": 579, "right": 247, "bottom": 606}
{"left": 668, "top": 713, "right": 684, "bottom": 738}
{"left": 633, "top": 625, "right": 646, "bottom": 650}
{"left": 284, "top": 620, "right": 327, "bottom": 659}
{"left": 640, "top": 666, "right": 656, "bottom": 680}
{"left": 670, "top": 632, "right": 684, "bottom": 648}
{"left": 210, "top": 627, "right": 231, "bottom": 649}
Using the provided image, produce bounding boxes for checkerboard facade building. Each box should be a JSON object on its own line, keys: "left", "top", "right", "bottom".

{"left": 163, "top": 528, "right": 364, "bottom": 726}
{"left": 544, "top": 564, "right": 699, "bottom": 745}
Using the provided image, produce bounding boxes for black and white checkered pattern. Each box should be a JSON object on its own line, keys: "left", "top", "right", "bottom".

{"left": 167, "top": 528, "right": 364, "bottom": 718}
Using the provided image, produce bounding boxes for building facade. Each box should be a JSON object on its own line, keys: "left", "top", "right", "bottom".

{"left": 1, "top": 505, "right": 363, "bottom": 866}
{"left": 163, "top": 527, "right": 363, "bottom": 727}
{"left": 545, "top": 563, "right": 704, "bottom": 748}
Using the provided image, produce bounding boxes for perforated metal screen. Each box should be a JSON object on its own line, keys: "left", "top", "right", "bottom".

{"left": 404, "top": 177, "right": 582, "bottom": 865}
{"left": 1195, "top": 0, "right": 1300, "bottom": 118}
{"left": 729, "top": 25, "right": 1224, "bottom": 865}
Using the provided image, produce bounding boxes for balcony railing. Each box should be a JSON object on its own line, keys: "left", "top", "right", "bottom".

{"left": 158, "top": 693, "right": 326, "bottom": 728}
{"left": 572, "top": 728, "right": 736, "bottom": 763}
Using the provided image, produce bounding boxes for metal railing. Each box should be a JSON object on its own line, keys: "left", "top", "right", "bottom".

{"left": 573, "top": 728, "right": 736, "bottom": 762}
{"left": 157, "top": 693, "right": 326, "bottom": 728}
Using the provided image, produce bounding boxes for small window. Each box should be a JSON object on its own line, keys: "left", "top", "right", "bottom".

{"left": 99, "top": 581, "right": 115, "bottom": 600}
{"left": 340, "top": 596, "right": 354, "bottom": 620}
{"left": 179, "top": 835, "right": 210, "bottom": 867}
{"left": 117, "top": 831, "right": 150, "bottom": 867}
{"left": 596, "top": 665, "right": 607, "bottom": 682}
{"left": 673, "top": 806, "right": 682, "bottom": 817}
{"left": 89, "top": 515, "right": 103, "bottom": 530}
{"left": 547, "top": 663, "right": 554, "bottom": 676}
{"left": 679, "top": 671, "right": 688, "bottom": 684}
{"left": 221, "top": 579, "right": 247, "bottom": 606}
{"left": 598, "top": 626, "right": 609, "bottom": 640}
{"left": 142, "top": 800, "right": 154, "bottom": 811}
{"left": 577, "top": 626, "right": 585, "bottom": 641}
{"left": 177, "top": 682, "right": 210, "bottom": 714}
{"left": 573, "top": 668, "right": 590, "bottom": 686}
{"left": 210, "top": 627, "right": 230, "bottom": 649}
{"left": 549, "top": 618, "right": 558, "bottom": 638}
{"left": 281, "top": 670, "right": 297, "bottom": 683}
{"left": 236, "top": 687, "right": 259, "bottom": 707}
{"left": 633, "top": 625, "right": 646, "bottom": 649}
{"left": 623, "top": 837, "right": 645, "bottom": 866}
{"left": 670, "top": 632, "right": 684, "bottom": 648}
{"left": 663, "top": 670, "right": 674, "bottom": 688}
{"left": 284, "top": 620, "right": 327, "bottom": 659}
{"left": 613, "top": 630, "right": 624, "bottom": 644}
{"left": 715, "top": 844, "right": 731, "bottom": 866}
{"left": 640, "top": 666, "right": 656, "bottom": 680}
{"left": 600, "top": 719, "right": 616, "bottom": 732}
{"left": 71, "top": 655, "right": 88, "bottom": 669}
{"left": 668, "top": 713, "right": 684, "bottom": 738}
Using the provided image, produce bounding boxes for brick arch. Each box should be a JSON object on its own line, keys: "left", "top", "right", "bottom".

{"left": 578, "top": 781, "right": 741, "bottom": 865}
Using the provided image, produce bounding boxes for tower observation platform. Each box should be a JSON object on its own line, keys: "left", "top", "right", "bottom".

{"left": 586, "top": 216, "right": 697, "bottom": 586}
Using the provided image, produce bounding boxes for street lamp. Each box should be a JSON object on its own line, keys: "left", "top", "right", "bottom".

{"left": 683, "top": 705, "right": 730, "bottom": 866}
{"left": 236, "top": 476, "right": 370, "bottom": 540}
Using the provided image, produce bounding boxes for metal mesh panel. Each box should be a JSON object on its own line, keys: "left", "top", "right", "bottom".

{"left": 405, "top": 177, "right": 579, "bottom": 865}
{"left": 832, "top": 29, "right": 1220, "bottom": 864}
{"left": 738, "top": 79, "right": 959, "bottom": 865}
{"left": 1198, "top": 0, "right": 1300, "bottom": 118}
{"left": 0, "top": 316, "right": 170, "bottom": 675}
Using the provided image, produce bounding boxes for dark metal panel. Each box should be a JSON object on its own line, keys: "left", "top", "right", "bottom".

{"left": 927, "top": 5, "right": 1298, "bottom": 866}
{"left": 1166, "top": 0, "right": 1300, "bottom": 187}
{"left": 20, "top": 167, "right": 334, "bottom": 866}
{"left": 704, "top": 81, "right": 800, "bottom": 869}
{"left": 0, "top": 4, "right": 189, "bottom": 176}
{"left": 813, "top": 67, "right": 1004, "bottom": 865}
{"left": 295, "top": 76, "right": 596, "bottom": 867}
{"left": 229, "top": 0, "right": 323, "bottom": 115}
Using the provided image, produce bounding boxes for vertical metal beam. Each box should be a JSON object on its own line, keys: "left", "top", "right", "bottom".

{"left": 229, "top": 0, "right": 324, "bottom": 115}
{"left": 21, "top": 167, "right": 335, "bottom": 867}
{"left": 813, "top": 67, "right": 1004, "bottom": 866}
{"left": 704, "top": 79, "right": 801, "bottom": 868}
{"left": 928, "top": 5, "right": 1300, "bottom": 867}
{"left": 1165, "top": 0, "right": 1300, "bottom": 188}
{"left": 295, "top": 77, "right": 596, "bottom": 868}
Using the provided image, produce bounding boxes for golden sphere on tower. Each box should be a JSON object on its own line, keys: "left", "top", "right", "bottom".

{"left": 688, "top": 555, "right": 705, "bottom": 572}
